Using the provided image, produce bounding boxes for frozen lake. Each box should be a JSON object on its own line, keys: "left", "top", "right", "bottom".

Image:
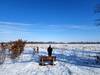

{"left": 0, "top": 44, "right": 100, "bottom": 75}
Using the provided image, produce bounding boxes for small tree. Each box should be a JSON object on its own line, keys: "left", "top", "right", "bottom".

{"left": 10, "top": 39, "right": 26, "bottom": 59}
{"left": 95, "top": 4, "right": 100, "bottom": 26}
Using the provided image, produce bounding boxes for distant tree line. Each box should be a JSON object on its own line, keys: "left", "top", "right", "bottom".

{"left": 67, "top": 42, "right": 100, "bottom": 44}
{"left": 0, "top": 40, "right": 66, "bottom": 44}
{"left": 26, "top": 41, "right": 66, "bottom": 44}
{"left": 0, "top": 40, "right": 100, "bottom": 44}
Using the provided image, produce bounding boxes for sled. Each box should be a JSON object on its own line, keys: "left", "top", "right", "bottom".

{"left": 39, "top": 56, "right": 56, "bottom": 66}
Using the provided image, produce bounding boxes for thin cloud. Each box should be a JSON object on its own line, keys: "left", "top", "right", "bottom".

{"left": 0, "top": 21, "right": 99, "bottom": 34}
{"left": 47, "top": 24, "right": 99, "bottom": 30}
{"left": 0, "top": 21, "right": 34, "bottom": 33}
{"left": 0, "top": 21, "right": 33, "bottom": 26}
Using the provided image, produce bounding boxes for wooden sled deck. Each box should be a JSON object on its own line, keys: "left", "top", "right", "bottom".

{"left": 39, "top": 56, "right": 56, "bottom": 66}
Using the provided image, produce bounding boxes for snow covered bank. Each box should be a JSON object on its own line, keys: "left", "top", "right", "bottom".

{"left": 0, "top": 44, "right": 100, "bottom": 75}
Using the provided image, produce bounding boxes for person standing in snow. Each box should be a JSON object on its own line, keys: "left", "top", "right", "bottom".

{"left": 1, "top": 43, "right": 5, "bottom": 52}
{"left": 36, "top": 46, "right": 39, "bottom": 53}
{"left": 33, "top": 47, "right": 36, "bottom": 55}
{"left": 0, "top": 43, "right": 6, "bottom": 64}
{"left": 47, "top": 45, "right": 53, "bottom": 56}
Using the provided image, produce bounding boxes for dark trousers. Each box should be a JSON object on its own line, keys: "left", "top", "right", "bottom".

{"left": 48, "top": 50, "right": 52, "bottom": 56}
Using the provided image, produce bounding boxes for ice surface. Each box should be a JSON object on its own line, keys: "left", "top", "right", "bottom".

{"left": 0, "top": 44, "right": 100, "bottom": 75}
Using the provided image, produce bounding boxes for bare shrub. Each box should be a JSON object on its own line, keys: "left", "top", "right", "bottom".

{"left": 10, "top": 39, "right": 26, "bottom": 59}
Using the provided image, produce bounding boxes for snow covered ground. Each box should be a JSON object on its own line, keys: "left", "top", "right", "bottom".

{"left": 25, "top": 44, "right": 100, "bottom": 50}
{"left": 0, "top": 44, "right": 100, "bottom": 75}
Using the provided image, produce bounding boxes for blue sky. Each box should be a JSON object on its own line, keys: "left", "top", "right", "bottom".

{"left": 0, "top": 0, "right": 100, "bottom": 42}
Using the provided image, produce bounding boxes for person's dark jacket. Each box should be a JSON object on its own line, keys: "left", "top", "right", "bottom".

{"left": 47, "top": 47, "right": 53, "bottom": 56}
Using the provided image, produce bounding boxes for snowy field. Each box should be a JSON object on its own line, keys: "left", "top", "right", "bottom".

{"left": 25, "top": 44, "right": 100, "bottom": 50}
{"left": 0, "top": 44, "right": 100, "bottom": 75}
